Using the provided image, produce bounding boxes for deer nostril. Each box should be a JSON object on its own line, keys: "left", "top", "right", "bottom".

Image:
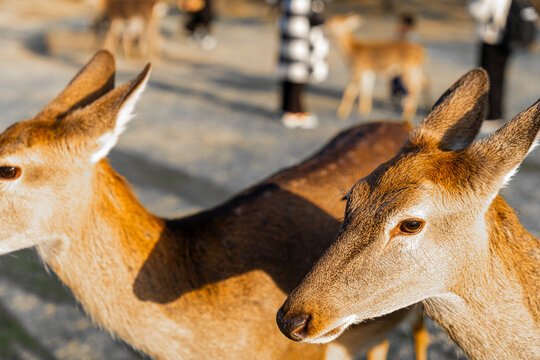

{"left": 288, "top": 314, "right": 310, "bottom": 340}
{"left": 277, "top": 305, "right": 312, "bottom": 341}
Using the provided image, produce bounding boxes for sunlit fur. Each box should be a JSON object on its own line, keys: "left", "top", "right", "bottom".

{"left": 279, "top": 68, "right": 540, "bottom": 360}
{"left": 101, "top": 0, "right": 164, "bottom": 58}
{"left": 326, "top": 14, "right": 427, "bottom": 122}
{"left": 0, "top": 51, "right": 428, "bottom": 360}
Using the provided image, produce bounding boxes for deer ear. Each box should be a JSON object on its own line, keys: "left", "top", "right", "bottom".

{"left": 402, "top": 68, "right": 489, "bottom": 152}
{"left": 65, "top": 63, "right": 151, "bottom": 163}
{"left": 468, "top": 99, "right": 540, "bottom": 192}
{"left": 38, "top": 50, "right": 116, "bottom": 120}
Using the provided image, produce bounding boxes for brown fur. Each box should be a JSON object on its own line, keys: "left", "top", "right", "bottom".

{"left": 326, "top": 14, "right": 427, "bottom": 122}
{"left": 0, "top": 51, "right": 427, "bottom": 360}
{"left": 485, "top": 196, "right": 540, "bottom": 323}
{"left": 102, "top": 0, "right": 164, "bottom": 58}
{"left": 278, "top": 68, "right": 540, "bottom": 360}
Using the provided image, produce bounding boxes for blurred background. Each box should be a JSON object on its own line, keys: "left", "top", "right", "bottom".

{"left": 0, "top": 0, "right": 539, "bottom": 359}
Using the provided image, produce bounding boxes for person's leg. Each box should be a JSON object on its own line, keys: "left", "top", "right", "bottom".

{"left": 278, "top": 0, "right": 317, "bottom": 129}
{"left": 491, "top": 44, "right": 510, "bottom": 119}
{"left": 281, "top": 80, "right": 304, "bottom": 113}
{"left": 199, "top": 0, "right": 213, "bottom": 30}
{"left": 281, "top": 80, "right": 317, "bottom": 129}
{"left": 184, "top": 12, "right": 200, "bottom": 35}
{"left": 184, "top": 0, "right": 211, "bottom": 35}
{"left": 480, "top": 42, "right": 511, "bottom": 120}
{"left": 184, "top": 0, "right": 216, "bottom": 49}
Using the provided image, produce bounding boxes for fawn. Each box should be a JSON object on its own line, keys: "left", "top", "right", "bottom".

{"left": 326, "top": 14, "right": 427, "bottom": 122}
{"left": 277, "top": 69, "right": 540, "bottom": 359}
{"left": 0, "top": 50, "right": 429, "bottom": 360}
{"left": 101, "top": 0, "right": 166, "bottom": 58}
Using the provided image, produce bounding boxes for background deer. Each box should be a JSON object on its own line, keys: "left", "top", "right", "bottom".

{"left": 0, "top": 50, "right": 429, "bottom": 360}
{"left": 101, "top": 0, "right": 166, "bottom": 58}
{"left": 276, "top": 69, "right": 540, "bottom": 359}
{"left": 326, "top": 14, "right": 427, "bottom": 122}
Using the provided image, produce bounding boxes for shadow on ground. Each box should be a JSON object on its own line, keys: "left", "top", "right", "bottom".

{"left": 109, "top": 149, "right": 232, "bottom": 208}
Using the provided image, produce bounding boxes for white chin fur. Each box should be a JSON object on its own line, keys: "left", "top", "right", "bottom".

{"left": 303, "top": 331, "right": 343, "bottom": 344}
{"left": 303, "top": 315, "right": 357, "bottom": 344}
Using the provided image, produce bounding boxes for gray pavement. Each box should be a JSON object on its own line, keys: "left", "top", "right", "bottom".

{"left": 0, "top": 2, "right": 539, "bottom": 359}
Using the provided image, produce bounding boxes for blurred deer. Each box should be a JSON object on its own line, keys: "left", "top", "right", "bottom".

{"left": 277, "top": 69, "right": 540, "bottom": 360}
{"left": 101, "top": 0, "right": 166, "bottom": 58}
{"left": 326, "top": 14, "right": 427, "bottom": 122}
{"left": 0, "top": 50, "right": 429, "bottom": 360}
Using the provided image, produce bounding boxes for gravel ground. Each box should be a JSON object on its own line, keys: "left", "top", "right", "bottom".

{"left": 0, "top": 1, "right": 539, "bottom": 359}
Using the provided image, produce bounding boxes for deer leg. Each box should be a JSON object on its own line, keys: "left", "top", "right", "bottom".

{"left": 125, "top": 19, "right": 144, "bottom": 57}
{"left": 145, "top": 12, "right": 160, "bottom": 60}
{"left": 337, "top": 79, "right": 359, "bottom": 119}
{"left": 366, "top": 339, "right": 389, "bottom": 360}
{"left": 141, "top": 23, "right": 153, "bottom": 59}
{"left": 420, "top": 70, "right": 433, "bottom": 110}
{"left": 144, "top": 23, "right": 160, "bottom": 60}
{"left": 122, "top": 30, "right": 133, "bottom": 57}
{"left": 137, "top": 19, "right": 154, "bottom": 58}
{"left": 358, "top": 70, "right": 375, "bottom": 117}
{"left": 124, "top": 34, "right": 136, "bottom": 57}
{"left": 412, "top": 313, "right": 430, "bottom": 360}
{"left": 137, "top": 29, "right": 148, "bottom": 58}
{"left": 103, "top": 19, "right": 122, "bottom": 54}
{"left": 401, "top": 67, "right": 422, "bottom": 123}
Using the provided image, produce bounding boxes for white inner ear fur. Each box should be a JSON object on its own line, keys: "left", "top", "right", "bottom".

{"left": 90, "top": 73, "right": 150, "bottom": 163}
{"left": 500, "top": 164, "right": 520, "bottom": 189}
{"left": 495, "top": 130, "right": 540, "bottom": 191}
{"left": 526, "top": 132, "right": 540, "bottom": 156}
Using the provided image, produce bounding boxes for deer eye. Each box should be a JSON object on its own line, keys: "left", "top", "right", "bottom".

{"left": 0, "top": 166, "right": 21, "bottom": 180}
{"left": 398, "top": 219, "right": 424, "bottom": 235}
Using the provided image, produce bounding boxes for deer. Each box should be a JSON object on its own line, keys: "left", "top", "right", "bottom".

{"left": 326, "top": 14, "right": 427, "bottom": 123}
{"left": 276, "top": 68, "right": 540, "bottom": 360}
{"left": 0, "top": 50, "right": 431, "bottom": 360}
{"left": 101, "top": 0, "right": 167, "bottom": 58}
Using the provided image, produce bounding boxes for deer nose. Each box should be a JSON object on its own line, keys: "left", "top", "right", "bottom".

{"left": 276, "top": 307, "right": 310, "bottom": 341}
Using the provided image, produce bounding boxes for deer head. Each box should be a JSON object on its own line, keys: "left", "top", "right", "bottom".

{"left": 326, "top": 14, "right": 364, "bottom": 35}
{"left": 276, "top": 68, "right": 540, "bottom": 343}
{"left": 0, "top": 50, "right": 150, "bottom": 255}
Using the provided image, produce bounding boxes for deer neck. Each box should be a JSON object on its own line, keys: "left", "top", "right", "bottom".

{"left": 334, "top": 30, "right": 357, "bottom": 59}
{"left": 424, "top": 196, "right": 540, "bottom": 359}
{"left": 39, "top": 159, "right": 166, "bottom": 270}
{"left": 34, "top": 160, "right": 192, "bottom": 353}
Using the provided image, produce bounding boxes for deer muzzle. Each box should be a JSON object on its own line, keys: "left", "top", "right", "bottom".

{"left": 276, "top": 300, "right": 355, "bottom": 343}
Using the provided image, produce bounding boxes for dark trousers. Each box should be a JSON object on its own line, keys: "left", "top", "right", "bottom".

{"left": 281, "top": 81, "right": 305, "bottom": 113}
{"left": 480, "top": 42, "right": 511, "bottom": 120}
{"left": 185, "top": 0, "right": 213, "bottom": 35}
